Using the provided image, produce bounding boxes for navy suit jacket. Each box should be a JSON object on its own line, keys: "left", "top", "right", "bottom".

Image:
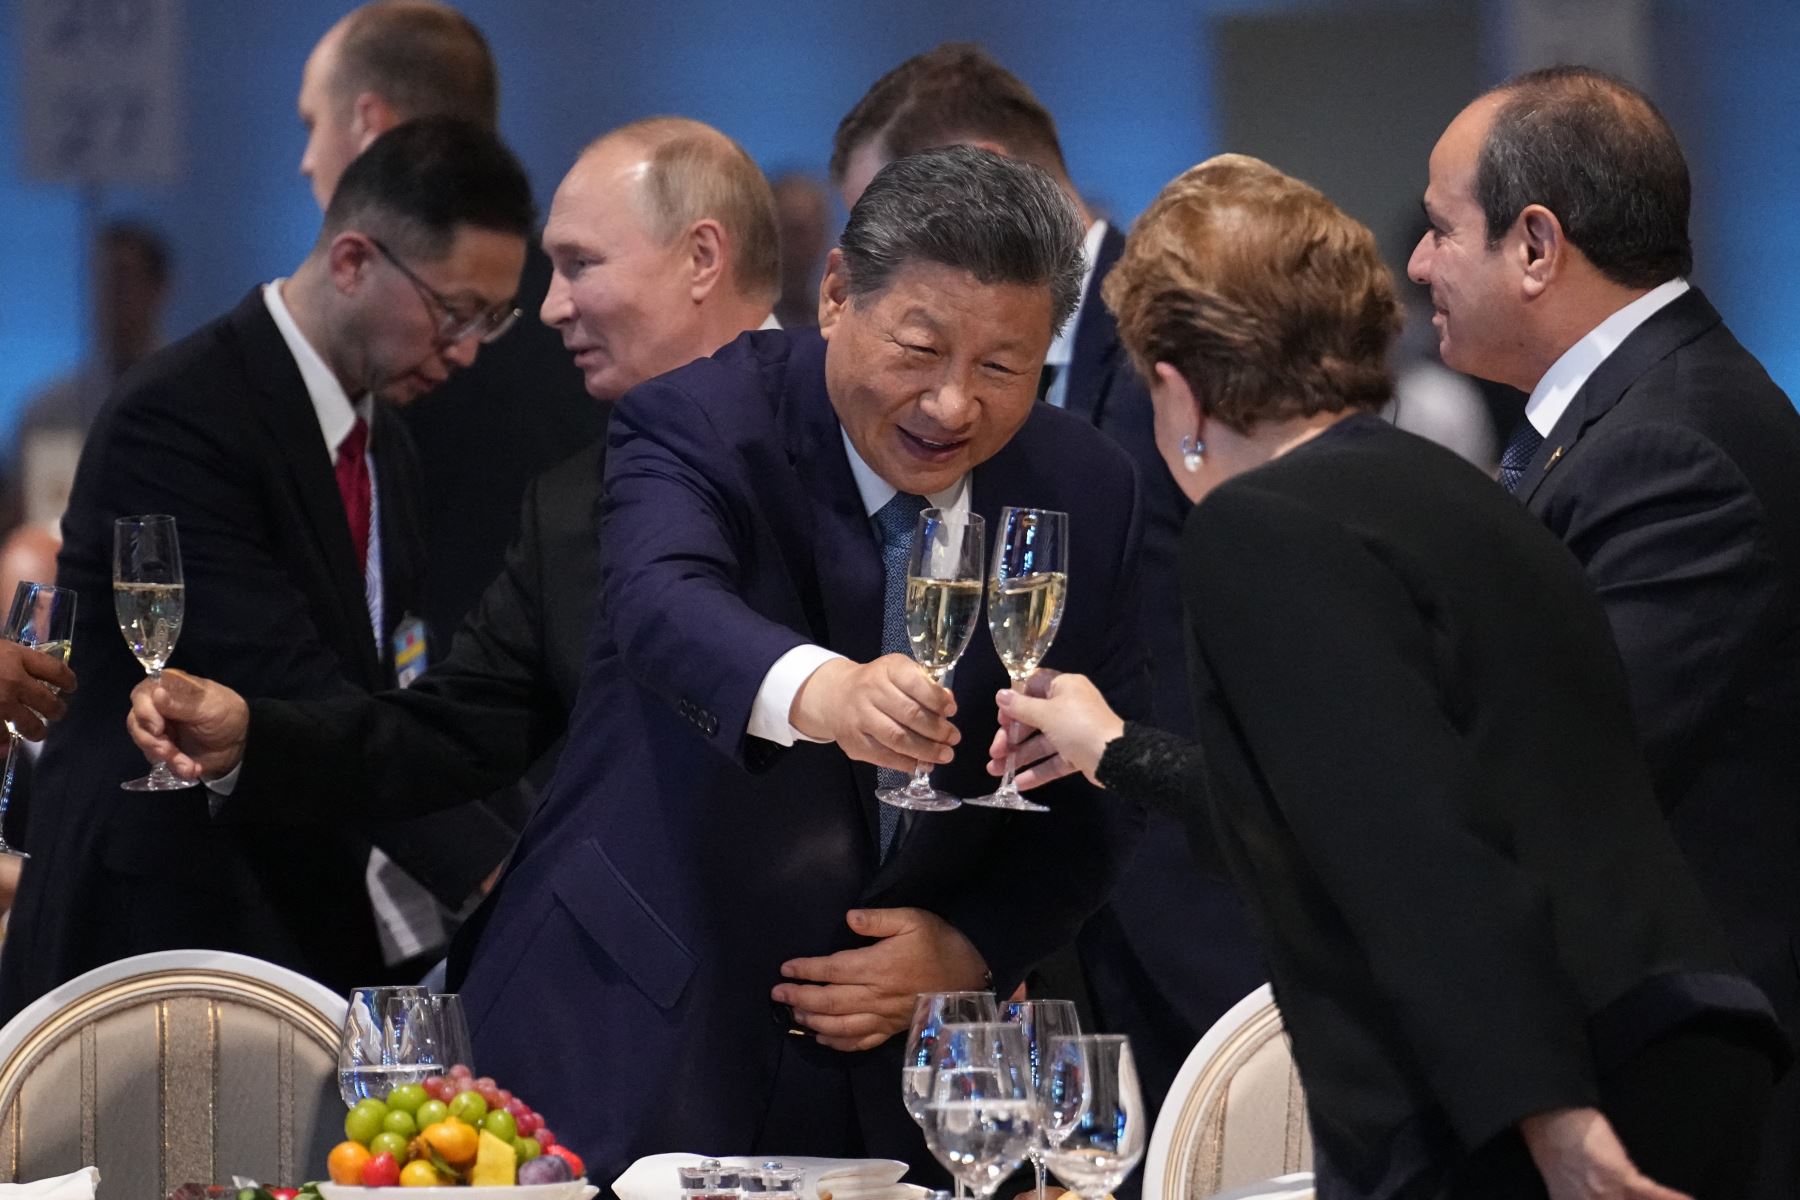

{"left": 1514, "top": 289, "right": 1800, "bottom": 1028}
{"left": 449, "top": 329, "right": 1148, "bottom": 1183}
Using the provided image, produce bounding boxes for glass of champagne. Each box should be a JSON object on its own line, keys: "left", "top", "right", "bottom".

{"left": 1003, "top": 999, "right": 1083, "bottom": 1200}
{"left": 114, "top": 514, "right": 194, "bottom": 791}
{"left": 879, "top": 508, "right": 986, "bottom": 812}
{"left": 337, "top": 985, "right": 437, "bottom": 1107}
{"left": 922, "top": 1022, "right": 1039, "bottom": 1200}
{"left": 1043, "top": 1035, "right": 1146, "bottom": 1200}
{"left": 0, "top": 581, "right": 76, "bottom": 858}
{"left": 969, "top": 507, "right": 1068, "bottom": 812}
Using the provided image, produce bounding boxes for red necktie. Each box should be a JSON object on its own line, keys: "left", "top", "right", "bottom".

{"left": 334, "top": 417, "right": 371, "bottom": 570}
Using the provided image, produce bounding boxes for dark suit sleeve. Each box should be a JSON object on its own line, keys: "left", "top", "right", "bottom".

{"left": 1187, "top": 486, "right": 1596, "bottom": 1151}
{"left": 238, "top": 472, "right": 568, "bottom": 823}
{"left": 600, "top": 378, "right": 811, "bottom": 765}
{"left": 1542, "top": 421, "right": 1781, "bottom": 797}
{"left": 939, "top": 463, "right": 1152, "bottom": 991}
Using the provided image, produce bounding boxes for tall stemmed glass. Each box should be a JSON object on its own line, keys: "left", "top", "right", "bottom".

{"left": 1043, "top": 1035, "right": 1146, "bottom": 1200}
{"left": 427, "top": 993, "right": 476, "bottom": 1073}
{"left": 922, "top": 1022, "right": 1038, "bottom": 1200}
{"left": 1004, "top": 999, "right": 1083, "bottom": 1200}
{"left": 114, "top": 514, "right": 194, "bottom": 791}
{"left": 880, "top": 508, "right": 986, "bottom": 812}
{"left": 337, "top": 985, "right": 437, "bottom": 1107}
{"left": 0, "top": 582, "right": 76, "bottom": 858}
{"left": 969, "top": 507, "right": 1068, "bottom": 812}
{"left": 904, "top": 991, "right": 999, "bottom": 1200}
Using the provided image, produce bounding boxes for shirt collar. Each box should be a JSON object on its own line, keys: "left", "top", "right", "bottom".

{"left": 838, "top": 426, "right": 969, "bottom": 520}
{"left": 263, "top": 279, "right": 373, "bottom": 457}
{"left": 759, "top": 312, "right": 782, "bottom": 331}
{"left": 1043, "top": 219, "right": 1108, "bottom": 369}
{"left": 1524, "top": 277, "right": 1689, "bottom": 436}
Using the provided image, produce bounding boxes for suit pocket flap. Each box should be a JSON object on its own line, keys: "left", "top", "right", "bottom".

{"left": 551, "top": 838, "right": 696, "bottom": 1009}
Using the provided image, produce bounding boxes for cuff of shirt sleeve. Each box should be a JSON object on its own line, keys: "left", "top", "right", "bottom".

{"left": 204, "top": 764, "right": 242, "bottom": 817}
{"left": 747, "top": 644, "right": 847, "bottom": 746}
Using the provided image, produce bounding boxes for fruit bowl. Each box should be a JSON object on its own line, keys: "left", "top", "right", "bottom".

{"left": 318, "top": 1185, "right": 597, "bottom": 1200}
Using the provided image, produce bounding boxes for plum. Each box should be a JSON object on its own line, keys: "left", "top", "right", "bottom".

{"left": 518, "top": 1154, "right": 574, "bottom": 1184}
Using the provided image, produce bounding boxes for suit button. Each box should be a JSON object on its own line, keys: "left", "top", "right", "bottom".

{"left": 705, "top": 716, "right": 719, "bottom": 736}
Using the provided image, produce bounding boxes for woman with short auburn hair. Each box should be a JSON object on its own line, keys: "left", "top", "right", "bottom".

{"left": 990, "top": 155, "right": 1782, "bottom": 1200}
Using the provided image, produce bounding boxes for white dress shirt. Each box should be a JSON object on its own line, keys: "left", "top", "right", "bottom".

{"left": 1040, "top": 219, "right": 1108, "bottom": 410}
{"left": 1524, "top": 278, "right": 1690, "bottom": 437}
{"left": 745, "top": 431, "right": 970, "bottom": 747}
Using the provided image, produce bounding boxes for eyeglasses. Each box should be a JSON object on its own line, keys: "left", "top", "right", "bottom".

{"left": 369, "top": 237, "right": 520, "bottom": 346}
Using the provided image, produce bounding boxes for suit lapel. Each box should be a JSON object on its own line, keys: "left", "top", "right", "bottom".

{"left": 1062, "top": 224, "right": 1126, "bottom": 425}
{"left": 227, "top": 290, "right": 382, "bottom": 686}
{"left": 1519, "top": 288, "right": 1723, "bottom": 506}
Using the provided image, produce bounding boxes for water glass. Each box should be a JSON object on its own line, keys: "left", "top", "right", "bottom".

{"left": 1043, "top": 1035, "right": 1146, "bottom": 1200}
{"left": 922, "top": 1022, "right": 1038, "bottom": 1199}
{"left": 337, "top": 985, "right": 436, "bottom": 1107}
{"left": 1004, "top": 999, "right": 1083, "bottom": 1200}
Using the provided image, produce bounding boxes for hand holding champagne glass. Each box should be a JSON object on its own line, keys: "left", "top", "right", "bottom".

{"left": 0, "top": 582, "right": 77, "bottom": 857}
{"left": 970, "top": 507, "right": 1068, "bottom": 811}
{"left": 879, "top": 508, "right": 986, "bottom": 812}
{"left": 114, "top": 514, "right": 195, "bottom": 791}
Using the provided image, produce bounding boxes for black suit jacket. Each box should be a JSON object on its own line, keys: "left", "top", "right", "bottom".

{"left": 235, "top": 440, "right": 604, "bottom": 822}
{"left": 1065, "top": 225, "right": 1263, "bottom": 1112}
{"left": 1513, "top": 289, "right": 1800, "bottom": 1037}
{"left": 1179, "top": 415, "right": 1778, "bottom": 1194}
{"left": 400, "top": 243, "right": 606, "bottom": 648}
{"left": 0, "top": 290, "right": 512, "bottom": 1017}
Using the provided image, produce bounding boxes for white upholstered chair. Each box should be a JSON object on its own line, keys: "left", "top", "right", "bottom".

{"left": 0, "top": 950, "right": 347, "bottom": 1197}
{"left": 1140, "top": 984, "right": 1313, "bottom": 1200}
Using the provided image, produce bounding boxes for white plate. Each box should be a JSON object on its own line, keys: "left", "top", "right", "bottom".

{"left": 318, "top": 1184, "right": 597, "bottom": 1200}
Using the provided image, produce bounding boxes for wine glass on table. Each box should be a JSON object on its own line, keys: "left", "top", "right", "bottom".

{"left": 1003, "top": 999, "right": 1082, "bottom": 1200}
{"left": 1043, "top": 1035, "right": 1146, "bottom": 1200}
{"left": 969, "top": 507, "right": 1068, "bottom": 811}
{"left": 337, "top": 985, "right": 437, "bottom": 1108}
{"left": 879, "top": 508, "right": 986, "bottom": 812}
{"left": 113, "top": 514, "right": 194, "bottom": 791}
{"left": 427, "top": 992, "right": 476, "bottom": 1074}
{"left": 904, "top": 991, "right": 999, "bottom": 1199}
{"left": 0, "top": 581, "right": 76, "bottom": 858}
{"left": 921, "top": 1022, "right": 1038, "bottom": 1200}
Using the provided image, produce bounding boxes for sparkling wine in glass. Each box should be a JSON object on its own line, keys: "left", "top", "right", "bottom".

{"left": 969, "top": 507, "right": 1068, "bottom": 812}
{"left": 904, "top": 990, "right": 1001, "bottom": 1126}
{"left": 337, "top": 985, "right": 437, "bottom": 1108}
{"left": 1043, "top": 1035, "right": 1146, "bottom": 1200}
{"left": 880, "top": 508, "right": 986, "bottom": 813}
{"left": 922, "top": 1022, "right": 1039, "bottom": 1199}
{"left": 1004, "top": 999, "right": 1083, "bottom": 1200}
{"left": 114, "top": 514, "right": 194, "bottom": 791}
{"left": 0, "top": 581, "right": 76, "bottom": 858}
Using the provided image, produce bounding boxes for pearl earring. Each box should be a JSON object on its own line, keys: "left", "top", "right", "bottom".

{"left": 1179, "top": 434, "right": 1204, "bottom": 473}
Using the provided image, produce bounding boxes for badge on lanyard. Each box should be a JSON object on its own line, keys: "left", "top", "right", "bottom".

{"left": 391, "top": 613, "right": 429, "bottom": 689}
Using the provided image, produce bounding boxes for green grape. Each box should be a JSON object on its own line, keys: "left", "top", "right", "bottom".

{"left": 370, "top": 1130, "right": 409, "bottom": 1161}
{"left": 344, "top": 1098, "right": 388, "bottom": 1145}
{"left": 383, "top": 1109, "right": 418, "bottom": 1139}
{"left": 448, "top": 1089, "right": 488, "bottom": 1124}
{"left": 415, "top": 1098, "right": 449, "bottom": 1128}
{"left": 482, "top": 1109, "right": 517, "bottom": 1142}
{"left": 514, "top": 1136, "right": 542, "bottom": 1161}
{"left": 385, "top": 1082, "right": 428, "bottom": 1114}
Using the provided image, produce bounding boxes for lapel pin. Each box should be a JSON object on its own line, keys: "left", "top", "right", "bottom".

{"left": 1544, "top": 446, "right": 1564, "bottom": 471}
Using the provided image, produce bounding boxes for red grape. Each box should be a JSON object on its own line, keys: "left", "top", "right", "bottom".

{"left": 516, "top": 1111, "right": 541, "bottom": 1136}
{"left": 506, "top": 1099, "right": 530, "bottom": 1118}
{"left": 497, "top": 1089, "right": 514, "bottom": 1106}
{"left": 536, "top": 1128, "right": 557, "bottom": 1149}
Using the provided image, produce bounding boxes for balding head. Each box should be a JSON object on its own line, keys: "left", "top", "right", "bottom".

{"left": 298, "top": 1, "right": 498, "bottom": 209}
{"left": 541, "top": 118, "right": 779, "bottom": 401}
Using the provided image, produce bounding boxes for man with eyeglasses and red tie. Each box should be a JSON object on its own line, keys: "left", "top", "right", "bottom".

{"left": 0, "top": 117, "right": 535, "bottom": 1021}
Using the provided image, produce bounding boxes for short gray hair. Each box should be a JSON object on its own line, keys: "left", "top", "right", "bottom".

{"left": 839, "top": 145, "right": 1085, "bottom": 335}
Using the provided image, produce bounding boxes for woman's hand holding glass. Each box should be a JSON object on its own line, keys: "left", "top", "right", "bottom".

{"left": 987, "top": 670, "right": 1126, "bottom": 790}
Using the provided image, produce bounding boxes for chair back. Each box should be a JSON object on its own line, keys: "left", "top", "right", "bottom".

{"left": 1141, "top": 984, "right": 1312, "bottom": 1200}
{"left": 0, "top": 950, "right": 346, "bottom": 1197}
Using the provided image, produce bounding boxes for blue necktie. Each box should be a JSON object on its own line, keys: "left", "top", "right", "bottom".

{"left": 1498, "top": 419, "right": 1545, "bottom": 495}
{"left": 873, "top": 491, "right": 927, "bottom": 858}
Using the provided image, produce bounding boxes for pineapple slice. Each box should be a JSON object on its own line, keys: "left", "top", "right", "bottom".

{"left": 471, "top": 1128, "right": 518, "bottom": 1186}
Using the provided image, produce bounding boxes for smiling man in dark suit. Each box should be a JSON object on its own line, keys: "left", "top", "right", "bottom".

{"left": 831, "top": 44, "right": 1258, "bottom": 1117}
{"left": 127, "top": 146, "right": 1148, "bottom": 1183}
{"left": 1411, "top": 65, "right": 1800, "bottom": 1199}
{"left": 0, "top": 117, "right": 533, "bottom": 1019}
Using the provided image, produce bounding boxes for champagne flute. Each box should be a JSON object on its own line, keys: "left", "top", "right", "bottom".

{"left": 880, "top": 508, "right": 987, "bottom": 812}
{"left": 921, "top": 1022, "right": 1038, "bottom": 1199}
{"left": 1043, "top": 1035, "right": 1146, "bottom": 1200}
{"left": 1003, "top": 999, "right": 1083, "bottom": 1200}
{"left": 114, "top": 514, "right": 194, "bottom": 791}
{"left": 0, "top": 582, "right": 76, "bottom": 858}
{"left": 969, "top": 507, "right": 1068, "bottom": 811}
{"left": 337, "top": 985, "right": 436, "bottom": 1107}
